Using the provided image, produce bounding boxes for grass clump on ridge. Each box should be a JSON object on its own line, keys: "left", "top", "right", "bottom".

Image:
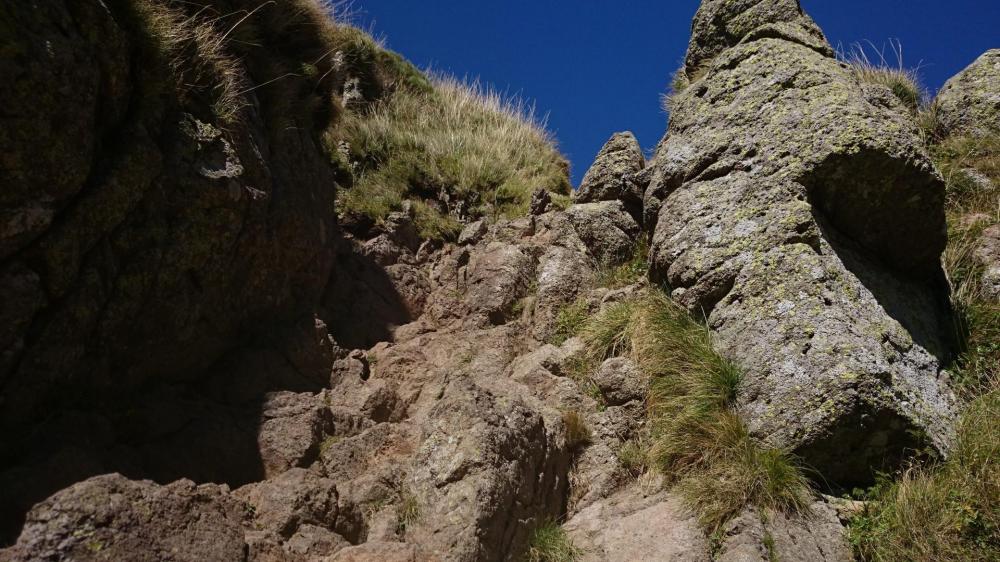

{"left": 526, "top": 519, "right": 582, "bottom": 562}
{"left": 336, "top": 73, "right": 571, "bottom": 240}
{"left": 842, "top": 40, "right": 925, "bottom": 114}
{"left": 577, "top": 290, "right": 811, "bottom": 530}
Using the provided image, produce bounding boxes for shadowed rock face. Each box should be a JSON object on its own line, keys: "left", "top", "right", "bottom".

{"left": 936, "top": 49, "right": 1000, "bottom": 137}
{"left": 0, "top": 0, "right": 340, "bottom": 437}
{"left": 647, "top": 0, "right": 956, "bottom": 485}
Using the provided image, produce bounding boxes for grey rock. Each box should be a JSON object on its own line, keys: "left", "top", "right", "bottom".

{"left": 936, "top": 49, "right": 1000, "bottom": 137}
{"left": 684, "top": 0, "right": 832, "bottom": 76}
{"left": 592, "top": 357, "right": 648, "bottom": 406}
{"left": 576, "top": 132, "right": 646, "bottom": 212}
{"left": 716, "top": 500, "right": 852, "bottom": 562}
{"left": 530, "top": 187, "right": 553, "bottom": 215}
{"left": 974, "top": 225, "right": 1000, "bottom": 299}
{"left": 647, "top": 0, "right": 956, "bottom": 482}
{"left": 457, "top": 219, "right": 488, "bottom": 245}
{"left": 566, "top": 201, "right": 641, "bottom": 267}
{"left": 257, "top": 392, "right": 334, "bottom": 478}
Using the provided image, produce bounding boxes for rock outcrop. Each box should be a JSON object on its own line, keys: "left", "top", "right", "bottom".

{"left": 646, "top": 0, "right": 957, "bottom": 485}
{"left": 1, "top": 192, "right": 647, "bottom": 559}
{"left": 936, "top": 49, "right": 1000, "bottom": 137}
{"left": 574, "top": 132, "right": 646, "bottom": 220}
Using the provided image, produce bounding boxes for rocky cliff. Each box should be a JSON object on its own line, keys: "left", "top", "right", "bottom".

{"left": 1, "top": 0, "right": 995, "bottom": 561}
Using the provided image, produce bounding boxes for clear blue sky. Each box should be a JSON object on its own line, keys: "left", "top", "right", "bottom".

{"left": 354, "top": 1, "right": 1000, "bottom": 185}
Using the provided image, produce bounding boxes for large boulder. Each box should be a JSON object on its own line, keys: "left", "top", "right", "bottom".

{"left": 647, "top": 0, "right": 956, "bottom": 485}
{"left": 0, "top": 474, "right": 249, "bottom": 561}
{"left": 575, "top": 132, "right": 646, "bottom": 216}
{"left": 936, "top": 49, "right": 1000, "bottom": 137}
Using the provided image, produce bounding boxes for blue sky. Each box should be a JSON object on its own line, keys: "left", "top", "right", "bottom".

{"left": 354, "top": 1, "right": 1000, "bottom": 185}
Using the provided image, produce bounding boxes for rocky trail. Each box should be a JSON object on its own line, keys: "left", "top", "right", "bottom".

{"left": 1, "top": 0, "right": 998, "bottom": 561}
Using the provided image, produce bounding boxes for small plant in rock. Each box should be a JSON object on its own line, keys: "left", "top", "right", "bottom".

{"left": 616, "top": 438, "right": 650, "bottom": 477}
{"left": 527, "top": 519, "right": 582, "bottom": 562}
{"left": 562, "top": 410, "right": 592, "bottom": 451}
{"left": 841, "top": 40, "right": 925, "bottom": 113}
{"left": 396, "top": 489, "right": 421, "bottom": 534}
{"left": 549, "top": 297, "right": 590, "bottom": 346}
{"left": 596, "top": 237, "right": 649, "bottom": 290}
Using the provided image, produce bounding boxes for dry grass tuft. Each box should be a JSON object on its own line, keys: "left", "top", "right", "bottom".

{"left": 562, "top": 410, "right": 592, "bottom": 451}
{"left": 850, "top": 386, "right": 1000, "bottom": 561}
{"left": 842, "top": 40, "right": 925, "bottom": 113}
{"left": 527, "top": 519, "right": 582, "bottom": 562}
{"left": 128, "top": 0, "right": 251, "bottom": 123}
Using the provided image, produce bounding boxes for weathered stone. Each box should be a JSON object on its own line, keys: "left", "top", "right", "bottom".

{"left": 0, "top": 0, "right": 340, "bottom": 437}
{"left": 257, "top": 392, "right": 333, "bottom": 478}
{"left": 565, "top": 487, "right": 711, "bottom": 562}
{"left": 565, "top": 201, "right": 641, "bottom": 267}
{"left": 647, "top": 0, "right": 956, "bottom": 484}
{"left": 457, "top": 219, "right": 488, "bottom": 245}
{"left": 575, "top": 132, "right": 646, "bottom": 214}
{"left": 974, "top": 225, "right": 1000, "bottom": 300}
{"left": 235, "top": 468, "right": 340, "bottom": 539}
{"left": 716, "top": 500, "right": 852, "bottom": 562}
{"left": 592, "top": 357, "right": 648, "bottom": 406}
{"left": 530, "top": 187, "right": 553, "bottom": 215}
{"left": 405, "top": 378, "right": 570, "bottom": 561}
{"left": 936, "top": 49, "right": 1000, "bottom": 137}
{"left": 0, "top": 474, "right": 247, "bottom": 561}
{"left": 684, "top": 0, "right": 832, "bottom": 76}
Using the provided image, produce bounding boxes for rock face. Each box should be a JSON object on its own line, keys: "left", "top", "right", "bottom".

{"left": 0, "top": 0, "right": 340, "bottom": 444}
{"left": 936, "top": 49, "right": 1000, "bottom": 137}
{"left": 0, "top": 194, "right": 646, "bottom": 559}
{"left": 575, "top": 132, "right": 646, "bottom": 218}
{"left": 646, "top": 0, "right": 957, "bottom": 484}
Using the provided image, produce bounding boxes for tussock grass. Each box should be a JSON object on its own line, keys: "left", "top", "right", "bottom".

{"left": 549, "top": 298, "right": 591, "bottom": 346}
{"left": 577, "top": 290, "right": 810, "bottom": 530}
{"left": 336, "top": 73, "right": 570, "bottom": 239}
{"left": 842, "top": 40, "right": 925, "bottom": 113}
{"left": 527, "top": 519, "right": 582, "bottom": 562}
{"left": 850, "top": 386, "right": 1000, "bottom": 561}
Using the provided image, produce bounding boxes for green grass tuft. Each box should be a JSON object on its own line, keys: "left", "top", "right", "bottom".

{"left": 596, "top": 237, "right": 649, "bottom": 290}
{"left": 527, "top": 519, "right": 582, "bottom": 562}
{"left": 335, "top": 66, "right": 570, "bottom": 239}
{"left": 577, "top": 290, "right": 810, "bottom": 530}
